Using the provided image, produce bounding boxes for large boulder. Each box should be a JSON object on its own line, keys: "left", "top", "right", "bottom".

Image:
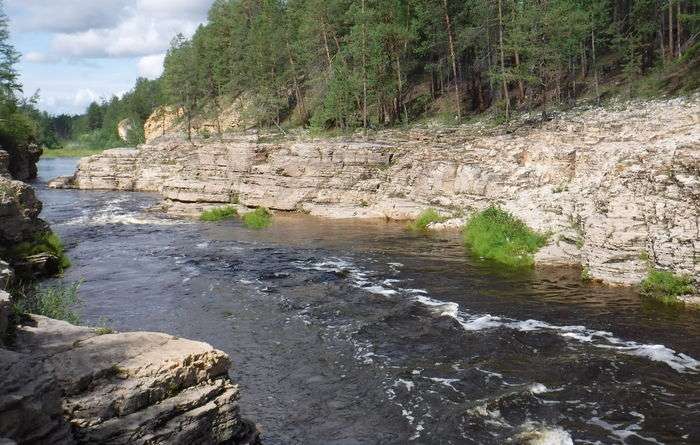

{"left": 10, "top": 316, "right": 260, "bottom": 445}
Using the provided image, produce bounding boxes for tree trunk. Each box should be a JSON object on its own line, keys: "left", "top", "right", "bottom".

{"left": 668, "top": 1, "right": 674, "bottom": 60}
{"left": 321, "top": 21, "right": 333, "bottom": 68}
{"left": 498, "top": 0, "right": 509, "bottom": 120}
{"left": 442, "top": 0, "right": 461, "bottom": 121}
{"left": 677, "top": 0, "right": 682, "bottom": 59}
{"left": 592, "top": 29, "right": 599, "bottom": 104}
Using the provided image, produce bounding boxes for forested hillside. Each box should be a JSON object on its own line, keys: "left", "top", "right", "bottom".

{"left": 60, "top": 0, "right": 700, "bottom": 145}
{"left": 161, "top": 0, "right": 699, "bottom": 132}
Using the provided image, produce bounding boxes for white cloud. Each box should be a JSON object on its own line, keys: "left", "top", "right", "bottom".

{"left": 23, "top": 51, "right": 57, "bottom": 63}
{"left": 6, "top": 0, "right": 130, "bottom": 33}
{"left": 10, "top": 0, "right": 212, "bottom": 59}
{"left": 10, "top": 0, "right": 214, "bottom": 114}
{"left": 138, "top": 54, "right": 165, "bottom": 79}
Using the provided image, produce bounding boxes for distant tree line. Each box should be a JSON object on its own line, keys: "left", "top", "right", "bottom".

{"left": 48, "top": 78, "right": 165, "bottom": 149}
{"left": 159, "top": 0, "right": 699, "bottom": 133}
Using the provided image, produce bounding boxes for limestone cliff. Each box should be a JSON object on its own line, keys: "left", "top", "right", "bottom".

{"left": 143, "top": 95, "right": 253, "bottom": 143}
{"left": 59, "top": 96, "right": 700, "bottom": 286}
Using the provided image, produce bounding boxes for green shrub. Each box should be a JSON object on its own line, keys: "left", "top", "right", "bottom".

{"left": 640, "top": 269, "right": 695, "bottom": 304}
{"left": 200, "top": 206, "right": 238, "bottom": 222}
{"left": 4, "top": 232, "right": 71, "bottom": 271}
{"left": 462, "top": 206, "right": 547, "bottom": 267}
{"left": 242, "top": 207, "right": 272, "bottom": 229}
{"left": 408, "top": 208, "right": 446, "bottom": 231}
{"left": 14, "top": 281, "right": 82, "bottom": 325}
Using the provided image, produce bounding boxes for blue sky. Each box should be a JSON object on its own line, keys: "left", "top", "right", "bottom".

{"left": 6, "top": 0, "right": 214, "bottom": 115}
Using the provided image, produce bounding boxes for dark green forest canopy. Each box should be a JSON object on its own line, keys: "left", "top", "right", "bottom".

{"left": 160, "top": 0, "right": 699, "bottom": 132}
{"left": 48, "top": 0, "right": 700, "bottom": 146}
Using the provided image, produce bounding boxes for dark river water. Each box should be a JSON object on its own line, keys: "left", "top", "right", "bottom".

{"left": 36, "top": 158, "right": 699, "bottom": 445}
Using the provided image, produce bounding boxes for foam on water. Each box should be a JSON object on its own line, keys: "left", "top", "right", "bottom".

{"left": 516, "top": 422, "right": 574, "bottom": 445}
{"left": 300, "top": 257, "right": 700, "bottom": 374}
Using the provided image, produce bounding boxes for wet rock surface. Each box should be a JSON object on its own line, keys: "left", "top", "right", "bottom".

{"left": 65, "top": 97, "right": 700, "bottom": 286}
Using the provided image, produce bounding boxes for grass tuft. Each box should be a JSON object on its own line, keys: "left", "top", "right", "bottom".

{"left": 640, "top": 269, "right": 695, "bottom": 304}
{"left": 407, "top": 208, "right": 446, "bottom": 231}
{"left": 462, "top": 206, "right": 547, "bottom": 268}
{"left": 3, "top": 232, "right": 71, "bottom": 271}
{"left": 242, "top": 207, "right": 272, "bottom": 229}
{"left": 200, "top": 206, "right": 238, "bottom": 222}
{"left": 13, "top": 281, "right": 82, "bottom": 325}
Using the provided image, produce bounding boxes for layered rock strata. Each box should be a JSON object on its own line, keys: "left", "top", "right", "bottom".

{"left": 1, "top": 316, "right": 259, "bottom": 444}
{"left": 58, "top": 97, "right": 700, "bottom": 285}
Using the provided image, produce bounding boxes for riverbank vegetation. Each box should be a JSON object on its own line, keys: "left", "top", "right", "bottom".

{"left": 408, "top": 209, "right": 446, "bottom": 231}
{"left": 640, "top": 269, "right": 695, "bottom": 304}
{"left": 1, "top": 232, "right": 71, "bottom": 272}
{"left": 463, "top": 206, "right": 547, "bottom": 267}
{"left": 242, "top": 208, "right": 272, "bottom": 229}
{"left": 12, "top": 281, "right": 82, "bottom": 325}
{"left": 200, "top": 206, "right": 238, "bottom": 222}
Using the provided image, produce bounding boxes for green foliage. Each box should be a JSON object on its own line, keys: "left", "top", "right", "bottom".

{"left": 462, "top": 206, "right": 547, "bottom": 268}
{"left": 3, "top": 232, "right": 71, "bottom": 271}
{"left": 640, "top": 269, "right": 695, "bottom": 304}
{"left": 47, "top": 77, "right": 164, "bottom": 150}
{"left": 407, "top": 208, "right": 445, "bottom": 231}
{"left": 200, "top": 206, "right": 238, "bottom": 222}
{"left": 581, "top": 266, "right": 592, "bottom": 282}
{"left": 14, "top": 281, "right": 82, "bottom": 325}
{"left": 242, "top": 207, "right": 272, "bottom": 229}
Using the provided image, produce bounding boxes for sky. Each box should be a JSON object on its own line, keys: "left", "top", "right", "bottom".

{"left": 6, "top": 0, "right": 215, "bottom": 115}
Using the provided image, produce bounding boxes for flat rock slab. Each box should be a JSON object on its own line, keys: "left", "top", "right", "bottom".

{"left": 10, "top": 316, "right": 260, "bottom": 445}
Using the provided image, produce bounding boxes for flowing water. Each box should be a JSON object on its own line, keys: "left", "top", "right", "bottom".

{"left": 36, "top": 158, "right": 700, "bottom": 445}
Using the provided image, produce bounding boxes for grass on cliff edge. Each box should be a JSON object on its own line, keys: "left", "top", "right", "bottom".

{"left": 408, "top": 209, "right": 446, "bottom": 231}
{"left": 200, "top": 206, "right": 238, "bottom": 222}
{"left": 12, "top": 281, "right": 82, "bottom": 325}
{"left": 242, "top": 207, "right": 272, "bottom": 229}
{"left": 462, "top": 206, "right": 547, "bottom": 268}
{"left": 640, "top": 269, "right": 695, "bottom": 304}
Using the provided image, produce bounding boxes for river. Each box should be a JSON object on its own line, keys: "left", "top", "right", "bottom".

{"left": 35, "top": 158, "right": 700, "bottom": 444}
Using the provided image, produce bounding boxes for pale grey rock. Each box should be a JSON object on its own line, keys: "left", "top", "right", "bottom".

{"left": 62, "top": 97, "right": 700, "bottom": 287}
{"left": 14, "top": 316, "right": 260, "bottom": 445}
{"left": 0, "top": 348, "right": 75, "bottom": 444}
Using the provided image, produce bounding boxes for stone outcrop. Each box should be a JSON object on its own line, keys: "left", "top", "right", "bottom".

{"left": 60, "top": 97, "right": 700, "bottom": 286}
{"left": 118, "top": 118, "right": 134, "bottom": 142}
{"left": 1, "top": 315, "right": 260, "bottom": 444}
{"left": 1, "top": 144, "right": 41, "bottom": 182}
{"left": 144, "top": 96, "right": 253, "bottom": 143}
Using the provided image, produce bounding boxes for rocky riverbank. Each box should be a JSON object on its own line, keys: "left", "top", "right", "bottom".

{"left": 55, "top": 96, "right": 700, "bottom": 287}
{"left": 0, "top": 146, "right": 260, "bottom": 444}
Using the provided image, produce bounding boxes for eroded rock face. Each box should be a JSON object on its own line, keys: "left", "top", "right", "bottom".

{"left": 64, "top": 97, "right": 700, "bottom": 285}
{"left": 1, "top": 144, "right": 41, "bottom": 182}
{"left": 7, "top": 316, "right": 260, "bottom": 445}
{"left": 144, "top": 96, "right": 253, "bottom": 143}
{"left": 0, "top": 149, "right": 50, "bottom": 254}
